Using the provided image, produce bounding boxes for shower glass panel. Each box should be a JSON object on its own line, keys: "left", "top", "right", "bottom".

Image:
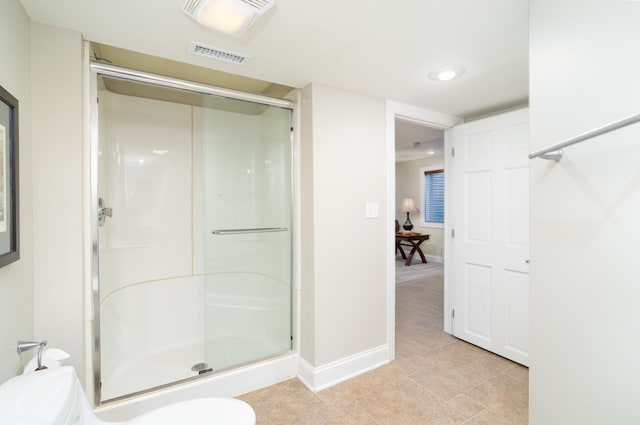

{"left": 202, "top": 100, "right": 292, "bottom": 371}
{"left": 95, "top": 75, "right": 292, "bottom": 402}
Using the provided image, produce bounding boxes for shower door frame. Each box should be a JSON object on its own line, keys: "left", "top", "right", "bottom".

{"left": 88, "top": 62, "right": 298, "bottom": 406}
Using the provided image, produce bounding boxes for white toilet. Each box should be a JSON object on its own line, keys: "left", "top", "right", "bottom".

{"left": 0, "top": 366, "right": 256, "bottom": 424}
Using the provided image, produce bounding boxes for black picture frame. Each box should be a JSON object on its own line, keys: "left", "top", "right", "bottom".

{"left": 0, "top": 84, "right": 19, "bottom": 268}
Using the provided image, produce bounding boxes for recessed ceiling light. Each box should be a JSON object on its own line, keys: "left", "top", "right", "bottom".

{"left": 427, "top": 150, "right": 435, "bottom": 155}
{"left": 429, "top": 65, "right": 465, "bottom": 82}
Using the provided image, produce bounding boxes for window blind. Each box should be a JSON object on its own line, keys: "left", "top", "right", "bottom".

{"left": 424, "top": 169, "right": 444, "bottom": 223}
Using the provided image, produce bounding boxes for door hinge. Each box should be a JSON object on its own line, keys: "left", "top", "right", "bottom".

{"left": 451, "top": 147, "right": 455, "bottom": 157}
{"left": 451, "top": 228, "right": 455, "bottom": 238}
{"left": 451, "top": 309, "right": 455, "bottom": 319}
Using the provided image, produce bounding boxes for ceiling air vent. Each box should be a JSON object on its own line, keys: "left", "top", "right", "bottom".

{"left": 240, "top": 0, "right": 274, "bottom": 12}
{"left": 183, "top": 0, "right": 202, "bottom": 16}
{"left": 189, "top": 42, "right": 251, "bottom": 65}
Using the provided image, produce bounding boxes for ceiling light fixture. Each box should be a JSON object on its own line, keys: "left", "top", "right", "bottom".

{"left": 429, "top": 65, "right": 465, "bottom": 82}
{"left": 183, "top": 0, "right": 275, "bottom": 36}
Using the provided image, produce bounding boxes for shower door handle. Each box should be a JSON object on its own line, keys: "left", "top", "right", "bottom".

{"left": 211, "top": 227, "right": 288, "bottom": 235}
{"left": 98, "top": 197, "right": 113, "bottom": 227}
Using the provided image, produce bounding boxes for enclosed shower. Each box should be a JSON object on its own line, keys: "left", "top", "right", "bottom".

{"left": 91, "top": 64, "right": 294, "bottom": 403}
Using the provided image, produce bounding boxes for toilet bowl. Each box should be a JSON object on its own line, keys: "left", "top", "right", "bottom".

{"left": 0, "top": 366, "right": 256, "bottom": 425}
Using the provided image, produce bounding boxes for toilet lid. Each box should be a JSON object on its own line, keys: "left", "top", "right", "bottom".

{"left": 127, "top": 398, "right": 255, "bottom": 425}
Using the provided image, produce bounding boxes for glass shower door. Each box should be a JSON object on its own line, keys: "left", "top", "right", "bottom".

{"left": 95, "top": 72, "right": 294, "bottom": 402}
{"left": 202, "top": 100, "right": 292, "bottom": 371}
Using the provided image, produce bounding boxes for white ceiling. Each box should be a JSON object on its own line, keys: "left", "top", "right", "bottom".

{"left": 18, "top": 0, "right": 529, "bottom": 119}
{"left": 395, "top": 119, "right": 443, "bottom": 162}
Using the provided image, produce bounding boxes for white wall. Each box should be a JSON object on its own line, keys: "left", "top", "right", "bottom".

{"left": 529, "top": 1, "right": 640, "bottom": 423}
{"left": 395, "top": 156, "right": 444, "bottom": 259}
{"left": 31, "top": 23, "right": 85, "bottom": 378}
{"left": 0, "top": 0, "right": 34, "bottom": 383}
{"left": 1, "top": 16, "right": 403, "bottom": 395}
{"left": 300, "top": 83, "right": 388, "bottom": 380}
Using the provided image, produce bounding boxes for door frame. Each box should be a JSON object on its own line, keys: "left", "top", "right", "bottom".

{"left": 385, "top": 101, "right": 462, "bottom": 361}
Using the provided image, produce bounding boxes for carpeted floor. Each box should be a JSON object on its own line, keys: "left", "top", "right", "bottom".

{"left": 396, "top": 256, "right": 444, "bottom": 284}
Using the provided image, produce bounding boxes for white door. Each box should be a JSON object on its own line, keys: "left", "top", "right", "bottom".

{"left": 449, "top": 108, "right": 530, "bottom": 366}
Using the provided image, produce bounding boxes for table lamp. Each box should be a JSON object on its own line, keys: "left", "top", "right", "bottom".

{"left": 400, "top": 198, "right": 419, "bottom": 231}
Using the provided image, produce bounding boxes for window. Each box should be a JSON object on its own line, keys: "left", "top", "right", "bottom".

{"left": 423, "top": 168, "right": 444, "bottom": 225}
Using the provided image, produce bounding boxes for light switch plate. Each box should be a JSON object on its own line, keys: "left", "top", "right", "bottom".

{"left": 365, "top": 201, "right": 379, "bottom": 218}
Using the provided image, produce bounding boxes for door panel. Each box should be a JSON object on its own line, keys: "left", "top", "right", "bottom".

{"left": 451, "top": 108, "right": 530, "bottom": 366}
{"left": 506, "top": 270, "right": 529, "bottom": 355}
{"left": 465, "top": 263, "right": 492, "bottom": 341}
{"left": 506, "top": 167, "right": 529, "bottom": 247}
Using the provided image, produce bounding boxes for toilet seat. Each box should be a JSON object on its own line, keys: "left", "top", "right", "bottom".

{"left": 126, "top": 398, "right": 255, "bottom": 425}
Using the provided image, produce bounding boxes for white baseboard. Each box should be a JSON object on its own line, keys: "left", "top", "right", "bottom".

{"left": 297, "top": 344, "right": 390, "bottom": 392}
{"left": 426, "top": 255, "right": 443, "bottom": 263}
{"left": 396, "top": 254, "right": 444, "bottom": 264}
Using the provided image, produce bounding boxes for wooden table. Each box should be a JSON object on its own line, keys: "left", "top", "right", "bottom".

{"left": 395, "top": 233, "right": 430, "bottom": 266}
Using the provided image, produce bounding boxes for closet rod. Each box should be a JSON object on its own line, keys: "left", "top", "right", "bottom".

{"left": 529, "top": 112, "right": 640, "bottom": 161}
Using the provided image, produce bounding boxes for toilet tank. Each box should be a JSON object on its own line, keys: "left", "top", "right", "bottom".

{"left": 0, "top": 366, "right": 82, "bottom": 424}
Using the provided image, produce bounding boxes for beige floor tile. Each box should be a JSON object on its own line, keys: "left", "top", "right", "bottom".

{"left": 447, "top": 393, "right": 488, "bottom": 418}
{"left": 464, "top": 374, "right": 528, "bottom": 424}
{"left": 370, "top": 354, "right": 427, "bottom": 384}
{"left": 395, "top": 306, "right": 430, "bottom": 327}
{"left": 503, "top": 363, "right": 529, "bottom": 384}
{"left": 395, "top": 333, "right": 434, "bottom": 358}
{"left": 239, "top": 380, "right": 331, "bottom": 424}
{"left": 397, "top": 323, "right": 457, "bottom": 353}
{"left": 419, "top": 342, "right": 515, "bottom": 386}
{"left": 408, "top": 361, "right": 478, "bottom": 401}
{"left": 238, "top": 271, "right": 528, "bottom": 425}
{"left": 318, "top": 370, "right": 388, "bottom": 409}
{"left": 323, "top": 399, "right": 380, "bottom": 425}
{"left": 462, "top": 409, "right": 519, "bottom": 425}
{"left": 356, "top": 379, "right": 467, "bottom": 425}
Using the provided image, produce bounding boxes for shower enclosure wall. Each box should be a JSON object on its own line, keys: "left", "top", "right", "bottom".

{"left": 92, "top": 68, "right": 293, "bottom": 403}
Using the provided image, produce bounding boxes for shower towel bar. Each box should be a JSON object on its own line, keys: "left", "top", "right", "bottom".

{"left": 211, "top": 227, "right": 288, "bottom": 235}
{"left": 528, "top": 112, "right": 640, "bottom": 161}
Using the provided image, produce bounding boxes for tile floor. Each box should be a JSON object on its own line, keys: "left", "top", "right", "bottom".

{"left": 239, "top": 272, "right": 528, "bottom": 424}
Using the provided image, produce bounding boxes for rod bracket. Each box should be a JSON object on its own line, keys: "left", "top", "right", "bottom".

{"left": 538, "top": 149, "right": 563, "bottom": 162}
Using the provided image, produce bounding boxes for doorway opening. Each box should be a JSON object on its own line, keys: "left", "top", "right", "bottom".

{"left": 385, "top": 103, "right": 460, "bottom": 360}
{"left": 394, "top": 118, "right": 445, "bottom": 263}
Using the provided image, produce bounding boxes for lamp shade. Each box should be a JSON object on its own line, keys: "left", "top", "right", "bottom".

{"left": 400, "top": 198, "right": 419, "bottom": 213}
